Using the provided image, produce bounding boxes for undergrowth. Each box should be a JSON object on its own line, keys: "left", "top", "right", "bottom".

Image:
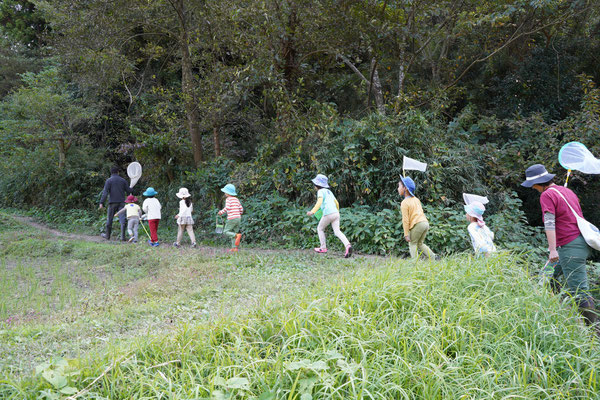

{"left": 2, "top": 253, "right": 600, "bottom": 399}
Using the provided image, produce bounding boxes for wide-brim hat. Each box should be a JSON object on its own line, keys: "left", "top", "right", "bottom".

{"left": 400, "top": 176, "right": 416, "bottom": 196}
{"left": 464, "top": 201, "right": 485, "bottom": 221}
{"left": 311, "top": 174, "right": 330, "bottom": 188}
{"left": 521, "top": 164, "right": 555, "bottom": 187}
{"left": 125, "top": 195, "right": 138, "bottom": 203}
{"left": 176, "top": 187, "right": 191, "bottom": 199}
{"left": 143, "top": 187, "right": 158, "bottom": 196}
{"left": 221, "top": 184, "right": 237, "bottom": 196}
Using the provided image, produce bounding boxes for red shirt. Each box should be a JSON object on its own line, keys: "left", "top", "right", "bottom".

{"left": 540, "top": 185, "right": 583, "bottom": 247}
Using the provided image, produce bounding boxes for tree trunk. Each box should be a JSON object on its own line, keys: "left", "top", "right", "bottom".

{"left": 213, "top": 125, "right": 221, "bottom": 157}
{"left": 338, "top": 54, "right": 386, "bottom": 114}
{"left": 398, "top": 63, "right": 405, "bottom": 97}
{"left": 370, "top": 58, "right": 385, "bottom": 114}
{"left": 58, "top": 137, "right": 66, "bottom": 168}
{"left": 175, "top": 0, "right": 204, "bottom": 166}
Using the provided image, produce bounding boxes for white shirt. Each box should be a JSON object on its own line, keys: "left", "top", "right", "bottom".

{"left": 178, "top": 200, "right": 193, "bottom": 218}
{"left": 467, "top": 222, "right": 496, "bottom": 256}
{"left": 142, "top": 198, "right": 162, "bottom": 220}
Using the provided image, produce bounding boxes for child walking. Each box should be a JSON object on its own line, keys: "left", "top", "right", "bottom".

{"left": 398, "top": 176, "right": 435, "bottom": 260}
{"left": 464, "top": 201, "right": 496, "bottom": 257}
{"left": 307, "top": 174, "right": 353, "bottom": 258}
{"left": 142, "top": 187, "right": 161, "bottom": 247}
{"left": 115, "top": 195, "right": 142, "bottom": 243}
{"left": 173, "top": 187, "right": 196, "bottom": 248}
{"left": 218, "top": 184, "right": 243, "bottom": 252}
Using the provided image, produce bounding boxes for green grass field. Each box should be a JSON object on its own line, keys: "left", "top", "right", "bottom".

{"left": 1, "top": 211, "right": 599, "bottom": 399}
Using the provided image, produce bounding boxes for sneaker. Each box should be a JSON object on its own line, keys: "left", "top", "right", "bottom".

{"left": 314, "top": 247, "right": 328, "bottom": 254}
{"left": 128, "top": 237, "right": 135, "bottom": 243}
{"left": 133, "top": 240, "right": 138, "bottom": 244}
{"left": 228, "top": 247, "right": 238, "bottom": 253}
{"left": 344, "top": 245, "right": 353, "bottom": 258}
{"left": 101, "top": 233, "right": 109, "bottom": 240}
{"left": 173, "top": 242, "right": 180, "bottom": 248}
{"left": 152, "top": 242, "right": 160, "bottom": 247}
{"left": 191, "top": 243, "right": 197, "bottom": 248}
{"left": 148, "top": 240, "right": 153, "bottom": 245}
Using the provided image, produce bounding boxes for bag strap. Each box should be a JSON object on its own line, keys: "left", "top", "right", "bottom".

{"left": 548, "top": 187, "right": 580, "bottom": 220}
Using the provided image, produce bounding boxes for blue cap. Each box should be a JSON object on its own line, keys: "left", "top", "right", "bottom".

{"left": 143, "top": 187, "right": 158, "bottom": 196}
{"left": 221, "top": 184, "right": 237, "bottom": 196}
{"left": 311, "top": 174, "right": 330, "bottom": 188}
{"left": 521, "top": 164, "right": 555, "bottom": 188}
{"left": 400, "top": 176, "right": 416, "bottom": 196}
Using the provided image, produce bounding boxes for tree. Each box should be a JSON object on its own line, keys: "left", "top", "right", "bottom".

{"left": 0, "top": 67, "right": 96, "bottom": 168}
{"left": 36, "top": 0, "right": 207, "bottom": 165}
{"left": 0, "top": 0, "right": 46, "bottom": 47}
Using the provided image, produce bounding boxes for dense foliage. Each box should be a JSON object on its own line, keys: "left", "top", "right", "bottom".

{"left": 1, "top": 0, "right": 600, "bottom": 255}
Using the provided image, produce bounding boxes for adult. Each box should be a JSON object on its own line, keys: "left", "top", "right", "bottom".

{"left": 99, "top": 165, "right": 133, "bottom": 241}
{"left": 521, "top": 164, "right": 597, "bottom": 327}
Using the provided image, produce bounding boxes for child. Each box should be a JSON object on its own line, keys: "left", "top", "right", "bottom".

{"left": 398, "top": 176, "right": 435, "bottom": 260}
{"left": 464, "top": 201, "right": 496, "bottom": 257}
{"left": 218, "top": 184, "right": 243, "bottom": 252}
{"left": 173, "top": 187, "right": 196, "bottom": 248}
{"left": 115, "top": 195, "right": 142, "bottom": 243}
{"left": 142, "top": 187, "right": 161, "bottom": 247}
{"left": 306, "top": 174, "right": 353, "bottom": 258}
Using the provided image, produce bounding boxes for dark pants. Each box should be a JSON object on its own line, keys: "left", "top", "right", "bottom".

{"left": 555, "top": 235, "right": 591, "bottom": 300}
{"left": 106, "top": 202, "right": 126, "bottom": 240}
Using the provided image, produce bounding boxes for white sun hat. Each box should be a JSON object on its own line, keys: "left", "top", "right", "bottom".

{"left": 176, "top": 187, "right": 191, "bottom": 199}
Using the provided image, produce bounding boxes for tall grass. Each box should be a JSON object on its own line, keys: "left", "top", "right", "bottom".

{"left": 2, "top": 253, "right": 598, "bottom": 399}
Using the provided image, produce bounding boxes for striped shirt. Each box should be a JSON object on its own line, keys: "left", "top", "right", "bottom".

{"left": 220, "top": 196, "right": 243, "bottom": 220}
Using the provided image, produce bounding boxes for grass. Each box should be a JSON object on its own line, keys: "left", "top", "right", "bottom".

{"left": 0, "top": 211, "right": 377, "bottom": 379}
{"left": 1, "top": 211, "right": 599, "bottom": 399}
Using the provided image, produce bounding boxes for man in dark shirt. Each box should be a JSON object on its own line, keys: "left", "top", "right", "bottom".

{"left": 99, "top": 166, "right": 133, "bottom": 240}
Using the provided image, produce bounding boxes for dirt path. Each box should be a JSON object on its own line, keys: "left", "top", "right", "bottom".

{"left": 9, "top": 214, "right": 107, "bottom": 243}
{"left": 7, "top": 213, "right": 382, "bottom": 259}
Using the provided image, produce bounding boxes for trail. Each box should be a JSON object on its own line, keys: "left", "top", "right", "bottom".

{"left": 6, "top": 213, "right": 381, "bottom": 259}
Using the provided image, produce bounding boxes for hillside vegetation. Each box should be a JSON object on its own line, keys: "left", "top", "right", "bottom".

{"left": 1, "top": 213, "right": 599, "bottom": 399}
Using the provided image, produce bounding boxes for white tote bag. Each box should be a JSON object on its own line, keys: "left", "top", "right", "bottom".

{"left": 550, "top": 188, "right": 600, "bottom": 251}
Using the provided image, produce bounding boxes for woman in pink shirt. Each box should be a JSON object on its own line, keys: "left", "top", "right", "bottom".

{"left": 522, "top": 164, "right": 597, "bottom": 329}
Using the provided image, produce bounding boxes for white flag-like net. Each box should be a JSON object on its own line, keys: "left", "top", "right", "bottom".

{"left": 558, "top": 142, "right": 600, "bottom": 174}
{"left": 403, "top": 156, "right": 427, "bottom": 172}
{"left": 127, "top": 162, "right": 143, "bottom": 188}
{"left": 463, "top": 193, "right": 489, "bottom": 205}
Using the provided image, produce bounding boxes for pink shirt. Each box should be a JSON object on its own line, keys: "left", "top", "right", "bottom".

{"left": 540, "top": 185, "right": 582, "bottom": 247}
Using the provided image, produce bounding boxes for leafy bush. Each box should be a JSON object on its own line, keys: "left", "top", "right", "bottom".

{"left": 0, "top": 146, "right": 106, "bottom": 210}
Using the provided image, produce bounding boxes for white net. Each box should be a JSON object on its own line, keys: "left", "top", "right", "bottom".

{"left": 558, "top": 142, "right": 600, "bottom": 174}
{"left": 403, "top": 156, "right": 427, "bottom": 172}
{"left": 127, "top": 162, "right": 142, "bottom": 187}
{"left": 463, "top": 193, "right": 489, "bottom": 205}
